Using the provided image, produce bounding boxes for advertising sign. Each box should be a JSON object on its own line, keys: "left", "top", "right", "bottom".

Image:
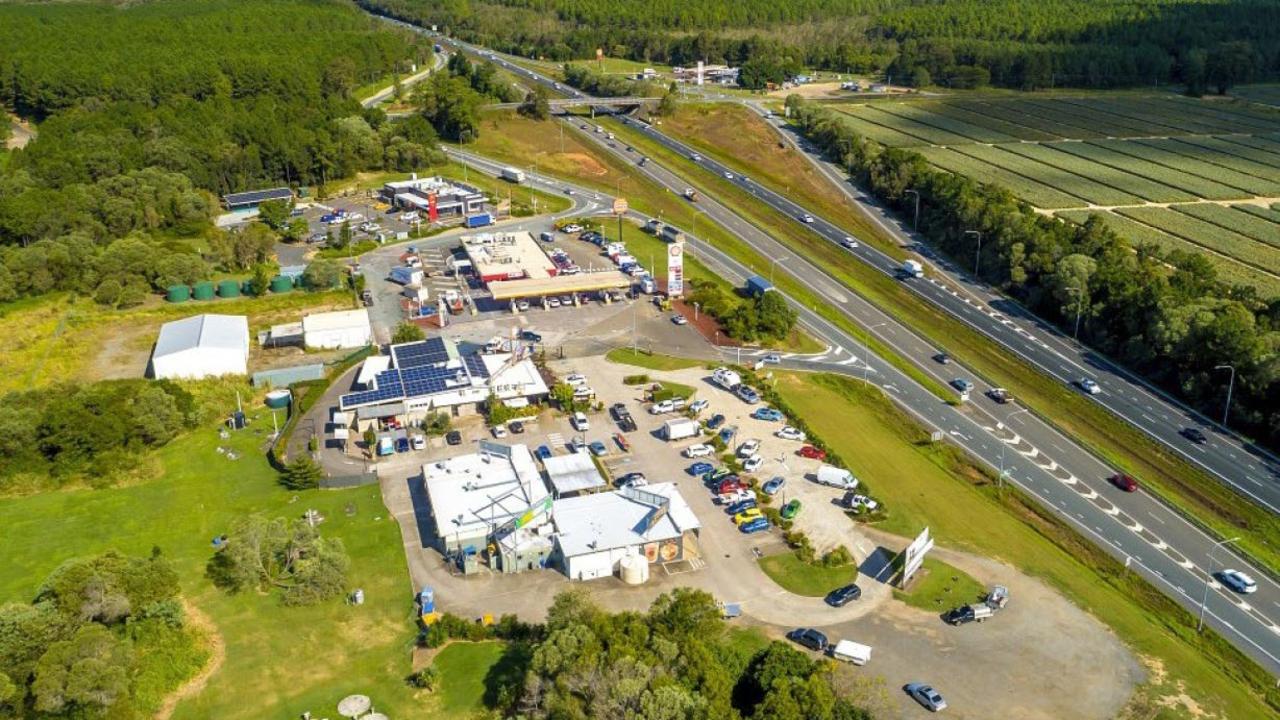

{"left": 427, "top": 192, "right": 438, "bottom": 222}
{"left": 667, "top": 241, "right": 685, "bottom": 297}
{"left": 900, "top": 526, "right": 934, "bottom": 588}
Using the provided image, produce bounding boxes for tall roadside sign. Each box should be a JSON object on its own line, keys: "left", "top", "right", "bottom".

{"left": 667, "top": 241, "right": 685, "bottom": 296}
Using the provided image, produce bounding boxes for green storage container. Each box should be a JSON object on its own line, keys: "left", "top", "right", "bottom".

{"left": 270, "top": 275, "right": 293, "bottom": 293}
{"left": 240, "top": 280, "right": 253, "bottom": 296}
{"left": 217, "top": 280, "right": 241, "bottom": 298}
{"left": 192, "top": 281, "right": 216, "bottom": 300}
{"left": 166, "top": 285, "right": 190, "bottom": 303}
{"left": 264, "top": 389, "right": 292, "bottom": 409}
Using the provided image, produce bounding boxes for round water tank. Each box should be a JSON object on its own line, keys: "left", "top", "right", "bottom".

{"left": 192, "top": 281, "right": 216, "bottom": 300}
{"left": 270, "top": 275, "right": 293, "bottom": 293}
{"left": 620, "top": 554, "right": 649, "bottom": 585}
{"left": 264, "top": 389, "right": 292, "bottom": 409}
{"left": 217, "top": 279, "right": 241, "bottom": 298}
{"left": 166, "top": 285, "right": 190, "bottom": 303}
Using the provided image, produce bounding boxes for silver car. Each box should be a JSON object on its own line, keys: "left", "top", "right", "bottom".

{"left": 906, "top": 683, "right": 947, "bottom": 712}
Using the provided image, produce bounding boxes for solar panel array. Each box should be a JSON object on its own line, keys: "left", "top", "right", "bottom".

{"left": 341, "top": 338, "right": 484, "bottom": 409}
{"left": 340, "top": 369, "right": 406, "bottom": 408}
{"left": 402, "top": 364, "right": 468, "bottom": 398}
{"left": 464, "top": 354, "right": 491, "bottom": 379}
{"left": 222, "top": 187, "right": 292, "bottom": 205}
{"left": 394, "top": 337, "right": 451, "bottom": 368}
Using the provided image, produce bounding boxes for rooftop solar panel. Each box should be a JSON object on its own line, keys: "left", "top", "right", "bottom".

{"left": 393, "top": 337, "right": 451, "bottom": 369}
{"left": 222, "top": 187, "right": 293, "bottom": 206}
{"left": 464, "top": 354, "right": 490, "bottom": 379}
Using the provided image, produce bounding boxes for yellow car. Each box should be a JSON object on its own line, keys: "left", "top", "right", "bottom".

{"left": 733, "top": 508, "right": 764, "bottom": 526}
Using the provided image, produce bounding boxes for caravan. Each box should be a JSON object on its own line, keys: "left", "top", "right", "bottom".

{"left": 829, "top": 640, "right": 872, "bottom": 666}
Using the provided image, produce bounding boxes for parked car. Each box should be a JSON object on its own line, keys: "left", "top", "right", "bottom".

{"left": 951, "top": 378, "right": 975, "bottom": 393}
{"left": 688, "top": 462, "right": 715, "bottom": 476}
{"left": 1181, "top": 427, "right": 1208, "bottom": 444}
{"left": 491, "top": 425, "right": 509, "bottom": 439}
{"left": 776, "top": 426, "right": 805, "bottom": 441}
{"left": 535, "top": 445, "right": 553, "bottom": 460}
{"left": 689, "top": 399, "right": 710, "bottom": 414}
{"left": 780, "top": 499, "right": 801, "bottom": 519}
{"left": 798, "top": 445, "right": 827, "bottom": 460}
{"left": 572, "top": 412, "right": 590, "bottom": 431}
{"left": 446, "top": 430, "right": 463, "bottom": 446}
{"left": 411, "top": 435, "right": 426, "bottom": 451}
{"left": 706, "top": 414, "right": 727, "bottom": 430}
{"left": 733, "top": 508, "right": 764, "bottom": 526}
{"left": 650, "top": 399, "right": 675, "bottom": 415}
{"left": 1110, "top": 473, "right": 1138, "bottom": 492}
{"left": 737, "top": 439, "right": 761, "bottom": 456}
{"left": 1078, "top": 378, "right": 1101, "bottom": 395}
{"left": 752, "top": 407, "right": 784, "bottom": 422}
{"left": 905, "top": 684, "right": 947, "bottom": 712}
{"left": 703, "top": 467, "right": 733, "bottom": 484}
{"left": 671, "top": 314, "right": 688, "bottom": 325}
{"left": 842, "top": 493, "right": 880, "bottom": 512}
{"left": 616, "top": 472, "right": 648, "bottom": 489}
{"left": 742, "top": 455, "right": 764, "bottom": 473}
{"left": 825, "top": 584, "right": 862, "bottom": 607}
{"left": 395, "top": 437, "right": 410, "bottom": 453}
{"left": 565, "top": 373, "right": 588, "bottom": 387}
{"left": 787, "top": 628, "right": 828, "bottom": 652}
{"left": 584, "top": 440, "right": 605, "bottom": 456}
{"left": 943, "top": 606, "right": 976, "bottom": 625}
{"left": 520, "top": 330, "right": 542, "bottom": 342}
{"left": 739, "top": 516, "right": 770, "bottom": 534}
{"left": 736, "top": 385, "right": 761, "bottom": 403}
{"left": 717, "top": 478, "right": 747, "bottom": 495}
{"left": 727, "top": 498, "right": 758, "bottom": 515}
{"left": 719, "top": 426, "right": 738, "bottom": 444}
{"left": 1217, "top": 569, "right": 1258, "bottom": 594}
{"left": 610, "top": 402, "right": 629, "bottom": 421}
{"left": 762, "top": 476, "right": 786, "bottom": 495}
{"left": 684, "top": 444, "right": 714, "bottom": 458}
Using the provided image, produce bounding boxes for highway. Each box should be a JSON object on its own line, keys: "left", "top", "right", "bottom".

{"left": 364, "top": 13, "right": 1280, "bottom": 674}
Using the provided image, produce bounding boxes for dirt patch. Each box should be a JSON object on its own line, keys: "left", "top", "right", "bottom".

{"left": 5, "top": 113, "right": 35, "bottom": 150}
{"left": 155, "top": 599, "right": 225, "bottom": 720}
{"left": 560, "top": 152, "right": 608, "bottom": 177}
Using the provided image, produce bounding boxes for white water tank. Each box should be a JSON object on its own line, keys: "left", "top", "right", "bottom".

{"left": 620, "top": 554, "right": 649, "bottom": 585}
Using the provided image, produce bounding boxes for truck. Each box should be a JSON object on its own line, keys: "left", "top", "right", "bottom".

{"left": 500, "top": 167, "right": 526, "bottom": 184}
{"left": 815, "top": 464, "right": 858, "bottom": 490}
{"left": 639, "top": 275, "right": 657, "bottom": 294}
{"left": 389, "top": 266, "right": 424, "bottom": 286}
{"left": 712, "top": 367, "right": 742, "bottom": 391}
{"left": 644, "top": 218, "right": 661, "bottom": 234}
{"left": 464, "top": 212, "right": 494, "bottom": 228}
{"left": 660, "top": 225, "right": 686, "bottom": 243}
{"left": 683, "top": 188, "right": 698, "bottom": 201}
{"left": 829, "top": 640, "right": 872, "bottom": 666}
{"left": 660, "top": 417, "right": 701, "bottom": 442}
{"left": 902, "top": 259, "right": 924, "bottom": 278}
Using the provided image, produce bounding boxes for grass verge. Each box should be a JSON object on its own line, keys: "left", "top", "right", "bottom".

{"left": 758, "top": 549, "right": 858, "bottom": 597}
{"left": 606, "top": 347, "right": 703, "bottom": 371}
{"left": 893, "top": 557, "right": 986, "bottom": 613}
{"left": 433, "top": 641, "right": 508, "bottom": 717}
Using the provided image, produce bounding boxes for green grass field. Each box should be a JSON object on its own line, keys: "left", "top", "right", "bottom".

{"left": 432, "top": 641, "right": 508, "bottom": 716}
{"left": 893, "top": 557, "right": 986, "bottom": 613}
{"left": 758, "top": 550, "right": 858, "bottom": 597}
{"left": 606, "top": 347, "right": 704, "bottom": 371}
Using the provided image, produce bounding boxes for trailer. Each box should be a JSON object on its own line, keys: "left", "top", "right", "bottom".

{"left": 830, "top": 640, "right": 872, "bottom": 666}
{"left": 464, "top": 212, "right": 494, "bottom": 228}
{"left": 712, "top": 367, "right": 741, "bottom": 391}
{"left": 500, "top": 167, "right": 526, "bottom": 184}
{"left": 660, "top": 417, "right": 701, "bottom": 442}
{"left": 389, "top": 266, "right": 424, "bottom": 286}
{"left": 660, "top": 225, "right": 686, "bottom": 243}
{"left": 902, "top": 259, "right": 924, "bottom": 278}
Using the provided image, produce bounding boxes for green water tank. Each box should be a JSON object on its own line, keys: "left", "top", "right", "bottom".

{"left": 166, "top": 285, "right": 190, "bottom": 303}
{"left": 192, "top": 281, "right": 216, "bottom": 300}
{"left": 264, "top": 389, "right": 292, "bottom": 409}
{"left": 270, "top": 275, "right": 293, "bottom": 293}
{"left": 217, "top": 280, "right": 241, "bottom": 298}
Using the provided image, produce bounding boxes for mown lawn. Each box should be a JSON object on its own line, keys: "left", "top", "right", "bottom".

{"left": 758, "top": 550, "right": 858, "bottom": 597}
{"left": 606, "top": 347, "right": 704, "bottom": 371}
{"left": 433, "top": 641, "right": 508, "bottom": 716}
{"left": 894, "top": 557, "right": 986, "bottom": 613}
{"left": 0, "top": 404, "right": 420, "bottom": 719}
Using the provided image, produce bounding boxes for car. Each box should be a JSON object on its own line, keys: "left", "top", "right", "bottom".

{"left": 689, "top": 399, "right": 710, "bottom": 413}
{"left": 752, "top": 407, "right": 784, "bottom": 422}
{"left": 987, "top": 387, "right": 1012, "bottom": 404}
{"left": 798, "top": 445, "right": 827, "bottom": 460}
{"left": 684, "top": 444, "right": 714, "bottom": 458}
{"left": 762, "top": 476, "right": 786, "bottom": 495}
{"left": 691, "top": 153, "right": 703, "bottom": 161}
{"left": 395, "top": 437, "right": 410, "bottom": 453}
{"left": 703, "top": 467, "right": 733, "bottom": 483}
{"left": 733, "top": 508, "right": 764, "bottom": 526}
{"left": 706, "top": 414, "right": 727, "bottom": 430}
{"left": 723, "top": 171, "right": 734, "bottom": 179}
{"left": 535, "top": 444, "right": 553, "bottom": 460}
{"left": 650, "top": 399, "right": 675, "bottom": 415}
{"left": 670, "top": 396, "right": 688, "bottom": 411}
{"left": 410, "top": 435, "right": 426, "bottom": 451}
{"left": 558, "top": 295, "right": 574, "bottom": 306}
{"left": 842, "top": 493, "right": 880, "bottom": 512}
{"left": 610, "top": 402, "right": 629, "bottom": 419}
{"left": 1079, "top": 378, "right": 1101, "bottom": 395}
{"left": 614, "top": 432, "right": 630, "bottom": 451}
{"left": 718, "top": 426, "right": 737, "bottom": 445}
{"left": 491, "top": 425, "right": 509, "bottom": 439}
{"left": 565, "top": 373, "right": 588, "bottom": 387}
{"left": 1217, "top": 569, "right": 1258, "bottom": 594}
{"left": 561, "top": 224, "right": 583, "bottom": 233}
{"left": 736, "top": 385, "right": 760, "bottom": 403}
{"left": 589, "top": 440, "right": 608, "bottom": 456}
{"left": 689, "top": 461, "right": 715, "bottom": 476}
{"left": 739, "top": 516, "right": 770, "bottom": 534}
{"left": 933, "top": 352, "right": 951, "bottom": 365}
{"left": 905, "top": 683, "right": 947, "bottom": 712}
{"left": 617, "top": 472, "right": 649, "bottom": 489}
{"left": 520, "top": 330, "right": 542, "bottom": 342}
{"left": 780, "top": 499, "right": 801, "bottom": 519}
{"left": 1110, "top": 473, "right": 1138, "bottom": 492}
{"left": 1181, "top": 427, "right": 1208, "bottom": 444}
{"left": 572, "top": 412, "right": 590, "bottom": 431}
{"left": 446, "top": 430, "right": 463, "bottom": 446}
{"left": 760, "top": 353, "right": 782, "bottom": 365}
{"left": 787, "top": 628, "right": 828, "bottom": 652}
{"left": 546, "top": 297, "right": 561, "bottom": 308}
{"left": 516, "top": 300, "right": 531, "bottom": 312}
{"left": 799, "top": 214, "right": 815, "bottom": 223}
{"left": 825, "top": 583, "right": 862, "bottom": 607}
{"left": 579, "top": 124, "right": 588, "bottom": 130}
{"left": 742, "top": 455, "right": 764, "bottom": 473}
{"left": 564, "top": 188, "right": 576, "bottom": 196}
{"left": 727, "top": 498, "right": 758, "bottom": 515}
{"left": 841, "top": 236, "right": 859, "bottom": 249}
{"left": 670, "top": 314, "right": 688, "bottom": 325}
{"left": 717, "top": 478, "right": 747, "bottom": 495}
{"left": 950, "top": 378, "right": 975, "bottom": 393}
{"left": 776, "top": 426, "right": 805, "bottom": 441}
{"left": 943, "top": 605, "right": 976, "bottom": 625}
{"left": 737, "top": 439, "right": 761, "bottom": 456}
{"left": 719, "top": 488, "right": 754, "bottom": 506}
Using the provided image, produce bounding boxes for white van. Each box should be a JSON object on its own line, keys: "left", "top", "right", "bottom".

{"left": 571, "top": 412, "right": 589, "bottom": 431}
{"left": 815, "top": 464, "right": 858, "bottom": 490}
{"left": 830, "top": 640, "right": 872, "bottom": 666}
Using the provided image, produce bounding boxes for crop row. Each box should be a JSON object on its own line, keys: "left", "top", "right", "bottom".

{"left": 1116, "top": 206, "right": 1280, "bottom": 275}
{"left": 1160, "top": 137, "right": 1280, "bottom": 184}
{"left": 1234, "top": 204, "right": 1280, "bottom": 225}
{"left": 1001, "top": 142, "right": 1188, "bottom": 203}
{"left": 951, "top": 99, "right": 1099, "bottom": 139}
{"left": 917, "top": 146, "right": 1083, "bottom": 209}
{"left": 925, "top": 102, "right": 1058, "bottom": 142}
{"left": 1161, "top": 97, "right": 1280, "bottom": 133}
{"left": 1020, "top": 99, "right": 1162, "bottom": 137}
{"left": 855, "top": 104, "right": 975, "bottom": 146}
{"left": 955, "top": 143, "right": 1140, "bottom": 205}
{"left": 1070, "top": 140, "right": 1260, "bottom": 200}
{"left": 1228, "top": 134, "right": 1280, "bottom": 155}
{"left": 1173, "top": 204, "right": 1280, "bottom": 248}
{"left": 872, "top": 102, "right": 1017, "bottom": 144}
{"left": 833, "top": 108, "right": 925, "bottom": 147}
{"left": 1118, "top": 140, "right": 1280, "bottom": 196}
{"left": 1067, "top": 98, "right": 1258, "bottom": 136}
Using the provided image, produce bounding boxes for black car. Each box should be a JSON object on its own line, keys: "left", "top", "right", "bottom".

{"left": 943, "top": 606, "right": 975, "bottom": 625}
{"left": 786, "top": 628, "right": 828, "bottom": 652}
{"left": 1181, "top": 427, "right": 1208, "bottom": 444}
{"left": 445, "top": 430, "right": 462, "bottom": 446}
{"left": 932, "top": 352, "right": 950, "bottom": 365}
{"left": 706, "top": 413, "right": 726, "bottom": 430}
{"left": 619, "top": 417, "right": 638, "bottom": 433}
{"left": 520, "top": 330, "right": 542, "bottom": 343}
{"left": 825, "top": 583, "right": 862, "bottom": 607}
{"left": 509, "top": 421, "right": 525, "bottom": 434}
{"left": 610, "top": 403, "right": 628, "bottom": 421}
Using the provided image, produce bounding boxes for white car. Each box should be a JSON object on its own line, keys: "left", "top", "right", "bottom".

{"left": 718, "top": 489, "right": 754, "bottom": 505}
{"left": 410, "top": 435, "right": 426, "bottom": 450}
{"left": 800, "top": 214, "right": 815, "bottom": 223}
{"left": 650, "top": 399, "right": 675, "bottom": 414}
{"left": 742, "top": 455, "right": 764, "bottom": 473}
{"left": 906, "top": 684, "right": 947, "bottom": 713}
{"left": 723, "top": 171, "right": 734, "bottom": 179}
{"left": 564, "top": 373, "right": 588, "bottom": 387}
{"left": 845, "top": 493, "right": 879, "bottom": 511}
{"left": 571, "top": 412, "right": 590, "bottom": 432}
{"left": 1218, "top": 569, "right": 1257, "bottom": 594}
{"left": 776, "top": 426, "right": 806, "bottom": 441}
{"left": 1079, "top": 378, "right": 1101, "bottom": 395}
{"left": 671, "top": 314, "right": 688, "bottom": 325}
{"left": 684, "top": 444, "right": 714, "bottom": 458}
{"left": 491, "top": 425, "right": 509, "bottom": 439}
{"left": 546, "top": 297, "right": 561, "bottom": 308}
{"left": 691, "top": 153, "right": 702, "bottom": 162}
{"left": 762, "top": 354, "right": 782, "bottom": 364}
{"left": 561, "top": 224, "right": 583, "bottom": 233}
{"left": 842, "top": 236, "right": 858, "bottom": 249}
{"left": 689, "top": 399, "right": 710, "bottom": 414}
{"left": 516, "top": 300, "right": 530, "bottom": 311}
{"left": 737, "top": 439, "right": 761, "bottom": 457}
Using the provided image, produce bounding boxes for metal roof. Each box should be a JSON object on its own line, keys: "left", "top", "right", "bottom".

{"left": 552, "top": 483, "right": 699, "bottom": 558}
{"left": 542, "top": 453, "right": 606, "bottom": 496}
{"left": 222, "top": 187, "right": 292, "bottom": 207}
{"left": 153, "top": 314, "right": 249, "bottom": 358}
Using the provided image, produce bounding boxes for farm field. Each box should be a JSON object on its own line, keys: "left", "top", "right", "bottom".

{"left": 829, "top": 94, "right": 1280, "bottom": 293}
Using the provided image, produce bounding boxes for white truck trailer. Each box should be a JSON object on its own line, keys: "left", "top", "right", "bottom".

{"left": 660, "top": 417, "right": 701, "bottom": 442}
{"left": 500, "top": 166, "right": 526, "bottom": 183}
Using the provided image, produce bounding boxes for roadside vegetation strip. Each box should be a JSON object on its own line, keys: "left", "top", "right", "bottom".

{"left": 1001, "top": 142, "right": 1193, "bottom": 203}
{"left": 954, "top": 143, "right": 1143, "bottom": 206}
{"left": 1115, "top": 206, "right": 1280, "bottom": 275}
{"left": 774, "top": 371, "right": 1279, "bottom": 717}
{"left": 1155, "top": 136, "right": 1280, "bottom": 184}
{"left": 1089, "top": 138, "right": 1280, "bottom": 198}
{"left": 606, "top": 112, "right": 1280, "bottom": 576}
{"left": 916, "top": 146, "right": 1084, "bottom": 209}
{"left": 1173, "top": 203, "right": 1280, "bottom": 248}
{"left": 605, "top": 348, "right": 704, "bottom": 371}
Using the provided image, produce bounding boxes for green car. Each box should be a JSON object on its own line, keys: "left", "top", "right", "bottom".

{"left": 780, "top": 499, "right": 802, "bottom": 520}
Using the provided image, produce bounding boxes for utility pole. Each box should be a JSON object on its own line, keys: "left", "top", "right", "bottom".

{"left": 904, "top": 189, "right": 920, "bottom": 231}
{"left": 861, "top": 322, "right": 887, "bottom": 385}
{"left": 1067, "top": 286, "right": 1085, "bottom": 339}
{"left": 1214, "top": 364, "right": 1236, "bottom": 428}
{"left": 964, "top": 230, "right": 983, "bottom": 277}
{"left": 1198, "top": 537, "right": 1240, "bottom": 633}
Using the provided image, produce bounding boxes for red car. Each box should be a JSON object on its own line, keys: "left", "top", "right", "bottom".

{"left": 798, "top": 445, "right": 826, "bottom": 460}
{"left": 717, "top": 478, "right": 747, "bottom": 495}
{"left": 1110, "top": 473, "right": 1138, "bottom": 492}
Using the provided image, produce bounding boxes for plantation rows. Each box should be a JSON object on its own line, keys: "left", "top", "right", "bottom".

{"left": 1115, "top": 206, "right": 1280, "bottom": 275}
{"left": 917, "top": 146, "right": 1081, "bottom": 209}
{"left": 1174, "top": 204, "right": 1280, "bottom": 248}
{"left": 1155, "top": 137, "right": 1280, "bottom": 185}
{"left": 1054, "top": 141, "right": 1247, "bottom": 200}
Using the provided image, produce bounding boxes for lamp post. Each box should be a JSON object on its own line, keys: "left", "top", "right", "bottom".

{"left": 964, "top": 230, "right": 983, "bottom": 277}
{"left": 1198, "top": 536, "right": 1241, "bottom": 633}
{"left": 1214, "top": 364, "right": 1236, "bottom": 428}
{"left": 861, "top": 322, "right": 887, "bottom": 385}
{"left": 770, "top": 256, "right": 790, "bottom": 284}
{"left": 904, "top": 189, "right": 920, "bottom": 231}
{"left": 998, "top": 408, "right": 1030, "bottom": 489}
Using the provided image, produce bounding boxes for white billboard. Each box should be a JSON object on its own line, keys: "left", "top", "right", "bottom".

{"left": 900, "top": 526, "right": 933, "bottom": 588}
{"left": 667, "top": 241, "right": 685, "bottom": 296}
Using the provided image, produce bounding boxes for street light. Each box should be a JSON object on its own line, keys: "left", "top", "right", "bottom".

{"left": 998, "top": 407, "right": 1030, "bottom": 489}
{"left": 903, "top": 189, "right": 921, "bottom": 231}
{"left": 964, "top": 230, "right": 983, "bottom": 277}
{"left": 1198, "top": 536, "right": 1241, "bottom": 633}
{"left": 1213, "top": 364, "right": 1236, "bottom": 428}
{"left": 770, "top": 256, "right": 790, "bottom": 284}
{"left": 860, "top": 322, "right": 887, "bottom": 385}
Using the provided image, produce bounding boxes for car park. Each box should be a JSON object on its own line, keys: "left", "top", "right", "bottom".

{"left": 780, "top": 499, "right": 801, "bottom": 519}
{"left": 1110, "top": 473, "right": 1137, "bottom": 492}
{"left": 684, "top": 444, "right": 714, "bottom": 458}
{"left": 1218, "top": 569, "right": 1258, "bottom": 594}
{"left": 825, "top": 583, "right": 862, "bottom": 607}
{"left": 737, "top": 439, "right": 761, "bottom": 456}
{"left": 762, "top": 476, "right": 786, "bottom": 495}
{"left": 650, "top": 399, "right": 675, "bottom": 414}
{"left": 589, "top": 441, "right": 608, "bottom": 456}
{"left": 905, "top": 684, "right": 948, "bottom": 712}
{"left": 1078, "top": 378, "right": 1101, "bottom": 395}
{"left": 798, "top": 445, "right": 827, "bottom": 460}
{"left": 733, "top": 508, "right": 763, "bottom": 526}
{"left": 742, "top": 455, "right": 763, "bottom": 472}
{"left": 689, "top": 399, "right": 710, "bottom": 413}
{"left": 1181, "top": 427, "right": 1208, "bottom": 444}
{"left": 739, "top": 517, "right": 770, "bottom": 534}
{"left": 776, "top": 426, "right": 805, "bottom": 441}
{"left": 535, "top": 445, "right": 552, "bottom": 460}
{"left": 706, "top": 414, "right": 726, "bottom": 430}
{"left": 736, "top": 385, "right": 761, "bottom": 403}
{"left": 752, "top": 407, "right": 784, "bottom": 422}
{"left": 688, "top": 461, "right": 714, "bottom": 476}
{"left": 446, "top": 430, "right": 463, "bottom": 446}
{"left": 951, "top": 378, "right": 975, "bottom": 393}
{"left": 787, "top": 628, "right": 828, "bottom": 652}
{"left": 491, "top": 425, "right": 509, "bottom": 439}
{"left": 571, "top": 412, "right": 590, "bottom": 431}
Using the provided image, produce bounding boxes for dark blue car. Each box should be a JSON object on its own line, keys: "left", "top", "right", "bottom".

{"left": 688, "top": 462, "right": 714, "bottom": 476}
{"left": 727, "top": 499, "right": 757, "bottom": 515}
{"left": 535, "top": 445, "right": 553, "bottom": 460}
{"left": 706, "top": 414, "right": 726, "bottom": 430}
{"left": 739, "top": 517, "right": 770, "bottom": 534}
{"left": 718, "top": 427, "right": 736, "bottom": 444}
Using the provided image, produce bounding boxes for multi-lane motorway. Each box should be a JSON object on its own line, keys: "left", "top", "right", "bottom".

{"left": 367, "top": 14, "right": 1280, "bottom": 673}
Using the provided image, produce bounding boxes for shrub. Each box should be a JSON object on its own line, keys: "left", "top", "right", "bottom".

{"left": 821, "top": 545, "right": 854, "bottom": 568}
{"left": 407, "top": 665, "right": 440, "bottom": 691}
{"left": 623, "top": 374, "right": 650, "bottom": 385}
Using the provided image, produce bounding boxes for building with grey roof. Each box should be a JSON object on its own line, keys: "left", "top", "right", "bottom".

{"left": 150, "top": 314, "right": 249, "bottom": 380}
